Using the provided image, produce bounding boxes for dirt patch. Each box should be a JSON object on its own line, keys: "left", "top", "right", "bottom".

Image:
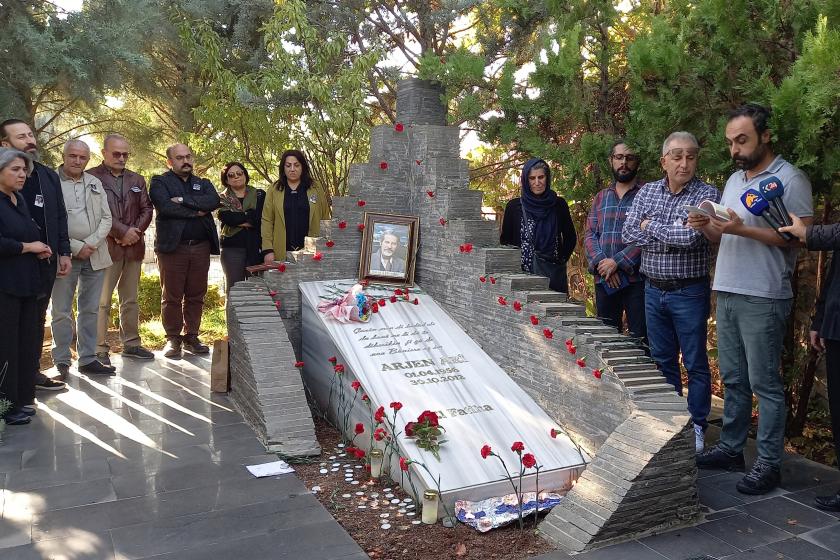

{"left": 292, "top": 416, "right": 556, "bottom": 560}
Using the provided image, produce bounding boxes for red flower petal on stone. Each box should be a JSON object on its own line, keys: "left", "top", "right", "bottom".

{"left": 511, "top": 441, "right": 525, "bottom": 453}
{"left": 395, "top": 122, "right": 404, "bottom": 132}
{"left": 576, "top": 358, "right": 587, "bottom": 368}
{"left": 277, "top": 263, "right": 286, "bottom": 272}
{"left": 479, "top": 276, "right": 486, "bottom": 283}
{"left": 325, "top": 240, "right": 335, "bottom": 248}
{"left": 371, "top": 302, "right": 379, "bottom": 313}
{"left": 550, "top": 428, "right": 559, "bottom": 438}
{"left": 593, "top": 368, "right": 603, "bottom": 379}
{"left": 389, "top": 295, "right": 397, "bottom": 303}
{"left": 530, "top": 315, "right": 539, "bottom": 325}
{"left": 338, "top": 221, "right": 347, "bottom": 229}
{"left": 274, "top": 301, "right": 281, "bottom": 309}
{"left": 268, "top": 290, "right": 277, "bottom": 297}
{"left": 357, "top": 223, "right": 365, "bottom": 232}
{"left": 294, "top": 361, "right": 304, "bottom": 368}
{"left": 439, "top": 217, "right": 447, "bottom": 226}
{"left": 498, "top": 296, "right": 507, "bottom": 306}
{"left": 426, "top": 191, "right": 435, "bottom": 198}
{"left": 480, "top": 444, "right": 492, "bottom": 459}
{"left": 513, "top": 301, "right": 522, "bottom": 312}
{"left": 489, "top": 277, "right": 496, "bottom": 284}
{"left": 415, "top": 159, "right": 422, "bottom": 165}
{"left": 312, "top": 252, "right": 323, "bottom": 261}
{"left": 379, "top": 161, "right": 388, "bottom": 170}
{"left": 328, "top": 356, "right": 337, "bottom": 364}
{"left": 522, "top": 453, "right": 537, "bottom": 469}
{"left": 412, "top": 298, "right": 419, "bottom": 305}
{"left": 461, "top": 243, "right": 473, "bottom": 253}
{"left": 354, "top": 448, "right": 365, "bottom": 459}
{"left": 357, "top": 200, "right": 366, "bottom": 207}
{"left": 543, "top": 328, "right": 554, "bottom": 339}
{"left": 565, "top": 338, "right": 573, "bottom": 347}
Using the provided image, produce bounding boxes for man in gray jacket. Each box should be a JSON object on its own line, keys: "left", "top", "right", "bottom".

{"left": 52, "top": 140, "right": 114, "bottom": 377}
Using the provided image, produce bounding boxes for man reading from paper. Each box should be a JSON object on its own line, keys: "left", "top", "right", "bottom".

{"left": 370, "top": 230, "right": 406, "bottom": 277}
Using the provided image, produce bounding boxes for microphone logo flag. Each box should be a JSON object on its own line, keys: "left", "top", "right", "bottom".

{"left": 741, "top": 191, "right": 765, "bottom": 211}
{"left": 761, "top": 179, "right": 781, "bottom": 193}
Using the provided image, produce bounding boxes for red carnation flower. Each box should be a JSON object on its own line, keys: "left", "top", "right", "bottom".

{"left": 550, "top": 428, "right": 559, "bottom": 439}
{"left": 294, "top": 361, "right": 304, "bottom": 368}
{"left": 313, "top": 252, "right": 323, "bottom": 261}
{"left": 338, "top": 221, "right": 347, "bottom": 229}
{"left": 522, "top": 453, "right": 537, "bottom": 469}
{"left": 576, "top": 358, "right": 587, "bottom": 368}
{"left": 268, "top": 290, "right": 277, "bottom": 297}
{"left": 361, "top": 393, "right": 369, "bottom": 402}
{"left": 361, "top": 280, "right": 369, "bottom": 287}
{"left": 371, "top": 303, "right": 379, "bottom": 313}
{"left": 480, "top": 444, "right": 492, "bottom": 459}
{"left": 530, "top": 315, "right": 539, "bottom": 325}
{"left": 412, "top": 298, "right": 419, "bottom": 305}
{"left": 357, "top": 200, "right": 366, "bottom": 207}
{"left": 404, "top": 422, "right": 416, "bottom": 437}
{"left": 390, "top": 401, "right": 403, "bottom": 411}
{"left": 593, "top": 368, "right": 603, "bottom": 379}
{"left": 325, "top": 240, "right": 335, "bottom": 248}
{"left": 394, "top": 288, "right": 403, "bottom": 295}
{"left": 353, "top": 448, "right": 365, "bottom": 459}
{"left": 395, "top": 122, "right": 404, "bottom": 132}
{"left": 355, "top": 422, "right": 365, "bottom": 435}
{"left": 498, "top": 296, "right": 507, "bottom": 306}
{"left": 513, "top": 301, "right": 522, "bottom": 311}
{"left": 334, "top": 364, "right": 345, "bottom": 374}
{"left": 389, "top": 295, "right": 397, "bottom": 303}
{"left": 415, "top": 159, "right": 422, "bottom": 165}
{"left": 378, "top": 299, "right": 386, "bottom": 306}
{"left": 568, "top": 345, "right": 577, "bottom": 355}
{"left": 328, "top": 356, "right": 337, "bottom": 364}
{"left": 351, "top": 380, "right": 361, "bottom": 391}
{"left": 459, "top": 243, "right": 473, "bottom": 253}
{"left": 277, "top": 263, "right": 286, "bottom": 272}
{"left": 274, "top": 301, "right": 281, "bottom": 309}
{"left": 357, "top": 223, "right": 365, "bottom": 232}
{"left": 374, "top": 427, "right": 387, "bottom": 441}
{"left": 511, "top": 441, "right": 525, "bottom": 453}
{"left": 543, "top": 328, "right": 554, "bottom": 339}
{"left": 426, "top": 191, "right": 435, "bottom": 198}
{"left": 565, "top": 338, "right": 574, "bottom": 347}
{"left": 399, "top": 457, "right": 410, "bottom": 471}
{"left": 489, "top": 277, "right": 496, "bottom": 284}
{"left": 417, "top": 410, "right": 439, "bottom": 427}
{"left": 439, "top": 217, "right": 447, "bottom": 226}
{"left": 479, "top": 276, "right": 486, "bottom": 283}
{"left": 374, "top": 406, "right": 385, "bottom": 424}
{"left": 379, "top": 161, "right": 388, "bottom": 170}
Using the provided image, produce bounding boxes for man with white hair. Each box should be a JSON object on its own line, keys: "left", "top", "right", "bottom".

{"left": 622, "top": 131, "right": 720, "bottom": 454}
{"left": 51, "top": 139, "right": 115, "bottom": 377}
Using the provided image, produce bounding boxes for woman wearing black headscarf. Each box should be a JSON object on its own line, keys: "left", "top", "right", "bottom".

{"left": 500, "top": 158, "right": 577, "bottom": 292}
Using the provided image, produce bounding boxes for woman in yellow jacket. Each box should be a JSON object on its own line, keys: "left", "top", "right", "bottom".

{"left": 261, "top": 149, "right": 331, "bottom": 263}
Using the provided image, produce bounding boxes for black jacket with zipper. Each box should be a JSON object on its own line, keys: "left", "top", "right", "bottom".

{"left": 809, "top": 223, "right": 840, "bottom": 341}
{"left": 149, "top": 171, "right": 221, "bottom": 254}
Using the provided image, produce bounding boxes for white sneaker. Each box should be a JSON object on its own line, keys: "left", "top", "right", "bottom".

{"left": 694, "top": 424, "right": 705, "bottom": 453}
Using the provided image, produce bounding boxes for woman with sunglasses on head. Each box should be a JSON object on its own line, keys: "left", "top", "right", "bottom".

{"left": 217, "top": 162, "right": 265, "bottom": 291}
{"left": 261, "top": 150, "right": 331, "bottom": 264}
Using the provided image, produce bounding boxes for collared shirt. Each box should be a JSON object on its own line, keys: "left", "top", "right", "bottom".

{"left": 622, "top": 176, "right": 720, "bottom": 280}
{"left": 584, "top": 181, "right": 643, "bottom": 284}
{"left": 713, "top": 155, "right": 813, "bottom": 299}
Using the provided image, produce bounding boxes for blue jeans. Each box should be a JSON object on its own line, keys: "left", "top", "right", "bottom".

{"left": 716, "top": 291, "right": 792, "bottom": 467}
{"left": 645, "top": 280, "right": 711, "bottom": 429}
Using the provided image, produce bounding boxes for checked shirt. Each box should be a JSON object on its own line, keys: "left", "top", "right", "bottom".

{"left": 622, "top": 176, "right": 720, "bottom": 281}
{"left": 584, "top": 182, "right": 643, "bottom": 284}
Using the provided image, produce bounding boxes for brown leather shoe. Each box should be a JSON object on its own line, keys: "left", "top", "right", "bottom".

{"left": 163, "top": 337, "right": 182, "bottom": 358}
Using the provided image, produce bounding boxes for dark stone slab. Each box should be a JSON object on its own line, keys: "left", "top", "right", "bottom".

{"left": 800, "top": 523, "right": 840, "bottom": 554}
{"left": 697, "top": 513, "right": 793, "bottom": 551}
{"left": 638, "top": 526, "right": 739, "bottom": 559}
{"left": 741, "top": 496, "right": 837, "bottom": 535}
{"left": 767, "top": 536, "right": 840, "bottom": 559}
{"left": 573, "top": 541, "right": 668, "bottom": 559}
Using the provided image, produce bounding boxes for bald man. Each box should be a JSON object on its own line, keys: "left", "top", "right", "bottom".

{"left": 149, "top": 144, "right": 220, "bottom": 358}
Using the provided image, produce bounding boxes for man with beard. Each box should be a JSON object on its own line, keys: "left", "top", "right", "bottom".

{"left": 584, "top": 140, "right": 646, "bottom": 344}
{"left": 690, "top": 104, "right": 813, "bottom": 494}
{"left": 370, "top": 230, "right": 406, "bottom": 276}
{"left": 149, "top": 144, "right": 220, "bottom": 359}
{"left": 0, "top": 119, "right": 71, "bottom": 392}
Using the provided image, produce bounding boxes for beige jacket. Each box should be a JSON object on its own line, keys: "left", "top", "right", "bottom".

{"left": 58, "top": 167, "right": 113, "bottom": 271}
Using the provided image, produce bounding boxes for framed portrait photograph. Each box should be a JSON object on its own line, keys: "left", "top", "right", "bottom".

{"left": 358, "top": 212, "right": 420, "bottom": 286}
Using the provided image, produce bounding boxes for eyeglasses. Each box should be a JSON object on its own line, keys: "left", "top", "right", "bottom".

{"left": 664, "top": 148, "right": 699, "bottom": 160}
{"left": 111, "top": 151, "right": 130, "bottom": 160}
{"left": 226, "top": 171, "right": 245, "bottom": 179}
{"left": 611, "top": 154, "right": 640, "bottom": 163}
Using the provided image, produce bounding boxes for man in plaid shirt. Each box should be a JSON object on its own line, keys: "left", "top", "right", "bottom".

{"left": 622, "top": 131, "right": 720, "bottom": 453}
{"left": 584, "top": 140, "right": 646, "bottom": 344}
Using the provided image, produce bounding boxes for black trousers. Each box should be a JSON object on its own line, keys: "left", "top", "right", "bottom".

{"left": 0, "top": 292, "right": 40, "bottom": 409}
{"left": 33, "top": 269, "right": 56, "bottom": 387}
{"left": 827, "top": 339, "right": 840, "bottom": 471}
{"left": 595, "top": 280, "right": 647, "bottom": 347}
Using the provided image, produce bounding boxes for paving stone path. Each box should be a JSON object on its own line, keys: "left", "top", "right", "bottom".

{"left": 0, "top": 353, "right": 365, "bottom": 560}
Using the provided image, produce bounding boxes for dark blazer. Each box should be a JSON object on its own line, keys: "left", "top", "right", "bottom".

{"left": 217, "top": 188, "right": 266, "bottom": 267}
{"left": 500, "top": 197, "right": 577, "bottom": 263}
{"left": 0, "top": 191, "right": 42, "bottom": 297}
{"left": 809, "top": 223, "right": 840, "bottom": 341}
{"left": 21, "top": 161, "right": 71, "bottom": 257}
{"left": 149, "top": 171, "right": 220, "bottom": 254}
{"left": 87, "top": 164, "right": 153, "bottom": 262}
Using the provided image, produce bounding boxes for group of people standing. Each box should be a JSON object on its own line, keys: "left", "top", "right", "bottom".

{"left": 501, "top": 103, "right": 840, "bottom": 508}
{"left": 0, "top": 118, "right": 329, "bottom": 427}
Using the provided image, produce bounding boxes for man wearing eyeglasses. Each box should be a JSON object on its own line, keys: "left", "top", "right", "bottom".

{"left": 623, "top": 131, "right": 720, "bottom": 455}
{"left": 584, "top": 140, "right": 646, "bottom": 347}
{"left": 88, "top": 134, "right": 154, "bottom": 364}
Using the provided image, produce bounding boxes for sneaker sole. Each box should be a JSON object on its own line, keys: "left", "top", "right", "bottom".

{"left": 122, "top": 353, "right": 155, "bottom": 360}
{"left": 35, "top": 383, "right": 67, "bottom": 391}
{"left": 736, "top": 482, "right": 778, "bottom": 495}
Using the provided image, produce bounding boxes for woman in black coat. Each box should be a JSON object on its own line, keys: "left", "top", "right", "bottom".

{"left": 0, "top": 148, "right": 53, "bottom": 425}
{"left": 500, "top": 158, "right": 577, "bottom": 292}
{"left": 781, "top": 215, "right": 840, "bottom": 510}
{"left": 217, "top": 162, "right": 265, "bottom": 292}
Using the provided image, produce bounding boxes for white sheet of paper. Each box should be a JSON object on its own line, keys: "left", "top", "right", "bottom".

{"left": 246, "top": 460, "right": 295, "bottom": 477}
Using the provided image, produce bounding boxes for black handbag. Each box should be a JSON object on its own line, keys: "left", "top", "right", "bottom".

{"left": 533, "top": 252, "right": 568, "bottom": 294}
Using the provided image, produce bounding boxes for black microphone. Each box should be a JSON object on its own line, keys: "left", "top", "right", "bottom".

{"left": 740, "top": 189, "right": 793, "bottom": 241}
{"left": 758, "top": 176, "right": 792, "bottom": 226}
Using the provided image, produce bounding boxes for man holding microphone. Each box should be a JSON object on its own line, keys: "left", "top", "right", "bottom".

{"left": 691, "top": 104, "right": 813, "bottom": 495}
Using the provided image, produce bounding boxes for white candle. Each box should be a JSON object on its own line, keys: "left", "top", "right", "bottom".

{"left": 422, "top": 490, "right": 439, "bottom": 524}
{"left": 369, "top": 449, "right": 383, "bottom": 479}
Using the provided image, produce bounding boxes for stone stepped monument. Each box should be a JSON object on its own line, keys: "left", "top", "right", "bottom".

{"left": 226, "top": 78, "right": 699, "bottom": 553}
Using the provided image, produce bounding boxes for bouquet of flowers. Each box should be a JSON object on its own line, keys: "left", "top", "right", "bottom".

{"left": 318, "top": 284, "right": 375, "bottom": 323}
{"left": 405, "top": 410, "right": 446, "bottom": 461}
